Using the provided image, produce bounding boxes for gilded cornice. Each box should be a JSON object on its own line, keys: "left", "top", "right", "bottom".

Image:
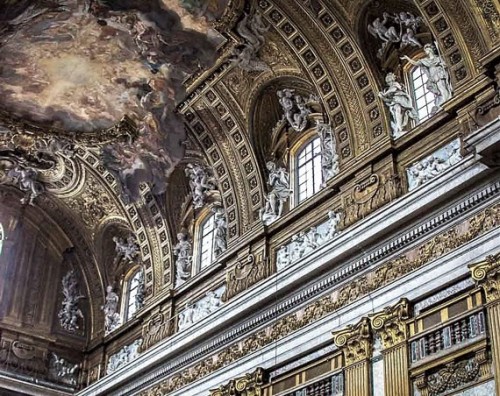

{"left": 209, "top": 367, "right": 265, "bottom": 396}
{"left": 332, "top": 317, "right": 372, "bottom": 365}
{"left": 369, "top": 298, "right": 410, "bottom": 350}
{"left": 135, "top": 190, "right": 499, "bottom": 395}
{"left": 469, "top": 252, "right": 500, "bottom": 303}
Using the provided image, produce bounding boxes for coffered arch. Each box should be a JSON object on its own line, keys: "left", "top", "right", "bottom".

{"left": 258, "top": 0, "right": 390, "bottom": 156}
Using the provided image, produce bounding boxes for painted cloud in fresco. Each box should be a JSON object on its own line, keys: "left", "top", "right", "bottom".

{"left": 0, "top": 0, "right": 228, "bottom": 202}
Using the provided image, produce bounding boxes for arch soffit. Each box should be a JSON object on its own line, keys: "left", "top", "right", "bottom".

{"left": 261, "top": 0, "right": 389, "bottom": 154}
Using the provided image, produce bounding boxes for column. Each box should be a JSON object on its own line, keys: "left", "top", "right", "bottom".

{"left": 469, "top": 253, "right": 500, "bottom": 396}
{"left": 369, "top": 299, "right": 411, "bottom": 396}
{"left": 333, "top": 317, "right": 372, "bottom": 396}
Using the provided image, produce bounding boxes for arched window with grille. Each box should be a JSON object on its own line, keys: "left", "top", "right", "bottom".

{"left": 295, "top": 137, "right": 323, "bottom": 204}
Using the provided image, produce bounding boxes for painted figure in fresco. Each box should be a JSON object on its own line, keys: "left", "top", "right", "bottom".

{"left": 378, "top": 72, "right": 418, "bottom": 137}
{"left": 402, "top": 44, "right": 452, "bottom": 113}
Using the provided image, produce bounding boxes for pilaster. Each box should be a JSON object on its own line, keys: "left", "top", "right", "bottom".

{"left": 333, "top": 317, "right": 372, "bottom": 396}
{"left": 469, "top": 252, "right": 500, "bottom": 396}
{"left": 370, "top": 299, "right": 411, "bottom": 396}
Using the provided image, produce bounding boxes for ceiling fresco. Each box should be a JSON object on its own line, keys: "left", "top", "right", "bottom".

{"left": 0, "top": 0, "right": 229, "bottom": 201}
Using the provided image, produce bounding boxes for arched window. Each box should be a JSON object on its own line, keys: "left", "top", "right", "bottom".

{"left": 409, "top": 66, "right": 436, "bottom": 123}
{"left": 125, "top": 270, "right": 143, "bottom": 321}
{"left": 296, "top": 137, "right": 323, "bottom": 204}
{"left": 198, "top": 214, "right": 216, "bottom": 271}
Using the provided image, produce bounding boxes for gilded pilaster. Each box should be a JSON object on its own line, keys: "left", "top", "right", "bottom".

{"left": 209, "top": 367, "right": 265, "bottom": 396}
{"left": 370, "top": 299, "right": 411, "bottom": 396}
{"left": 469, "top": 253, "right": 500, "bottom": 396}
{"left": 333, "top": 317, "right": 372, "bottom": 396}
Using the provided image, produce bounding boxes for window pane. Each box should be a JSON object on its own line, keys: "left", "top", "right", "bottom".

{"left": 296, "top": 138, "right": 323, "bottom": 203}
{"left": 199, "top": 215, "right": 216, "bottom": 270}
{"left": 411, "top": 66, "right": 434, "bottom": 123}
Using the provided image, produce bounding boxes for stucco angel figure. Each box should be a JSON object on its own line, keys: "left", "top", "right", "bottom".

{"left": 178, "top": 302, "right": 196, "bottom": 331}
{"left": 196, "top": 290, "right": 222, "bottom": 319}
{"left": 212, "top": 206, "right": 227, "bottom": 257}
{"left": 51, "top": 353, "right": 79, "bottom": 386}
{"left": 174, "top": 232, "right": 193, "bottom": 286}
{"left": 276, "top": 245, "right": 291, "bottom": 271}
{"left": 101, "top": 286, "right": 121, "bottom": 334}
{"left": 231, "top": 12, "right": 270, "bottom": 71}
{"left": 4, "top": 165, "right": 44, "bottom": 205}
{"left": 260, "top": 161, "right": 292, "bottom": 225}
{"left": 378, "top": 72, "right": 418, "bottom": 137}
{"left": 185, "top": 163, "right": 216, "bottom": 208}
{"left": 401, "top": 44, "right": 452, "bottom": 113}
{"left": 325, "top": 210, "right": 342, "bottom": 240}
{"left": 316, "top": 122, "right": 339, "bottom": 184}
{"left": 368, "top": 13, "right": 400, "bottom": 45}
{"left": 58, "top": 270, "right": 85, "bottom": 332}
{"left": 290, "top": 233, "right": 306, "bottom": 262}
{"left": 112, "top": 235, "right": 139, "bottom": 267}
{"left": 277, "top": 89, "right": 311, "bottom": 133}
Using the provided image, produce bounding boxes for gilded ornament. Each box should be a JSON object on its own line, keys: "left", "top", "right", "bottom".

{"left": 332, "top": 317, "right": 372, "bottom": 365}
{"left": 469, "top": 252, "right": 500, "bottom": 303}
{"left": 369, "top": 298, "right": 410, "bottom": 349}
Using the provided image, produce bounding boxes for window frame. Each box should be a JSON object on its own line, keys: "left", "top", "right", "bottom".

{"left": 191, "top": 208, "right": 218, "bottom": 275}
{"left": 122, "top": 267, "right": 143, "bottom": 322}
{"left": 402, "top": 51, "right": 436, "bottom": 127}
{"left": 290, "top": 132, "right": 324, "bottom": 208}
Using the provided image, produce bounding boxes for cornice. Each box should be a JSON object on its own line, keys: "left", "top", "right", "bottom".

{"left": 78, "top": 139, "right": 500, "bottom": 395}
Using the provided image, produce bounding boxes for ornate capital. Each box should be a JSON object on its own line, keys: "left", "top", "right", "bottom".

{"left": 332, "top": 317, "right": 372, "bottom": 365}
{"left": 210, "top": 367, "right": 265, "bottom": 396}
{"left": 469, "top": 253, "right": 500, "bottom": 303}
{"left": 369, "top": 298, "right": 410, "bottom": 349}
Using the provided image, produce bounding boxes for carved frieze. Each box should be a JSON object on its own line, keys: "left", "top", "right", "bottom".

{"left": 370, "top": 299, "right": 410, "bottom": 349}
{"left": 407, "top": 139, "right": 463, "bottom": 191}
{"left": 415, "top": 352, "right": 491, "bottom": 396}
{"left": 143, "top": 201, "right": 499, "bottom": 395}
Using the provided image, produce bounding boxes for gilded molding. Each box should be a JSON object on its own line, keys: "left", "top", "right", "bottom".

{"left": 414, "top": 350, "right": 491, "bottom": 396}
{"left": 142, "top": 202, "right": 499, "bottom": 395}
{"left": 333, "top": 317, "right": 372, "bottom": 365}
{"left": 370, "top": 299, "right": 410, "bottom": 349}
{"left": 469, "top": 252, "right": 500, "bottom": 303}
{"left": 209, "top": 367, "right": 265, "bottom": 396}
